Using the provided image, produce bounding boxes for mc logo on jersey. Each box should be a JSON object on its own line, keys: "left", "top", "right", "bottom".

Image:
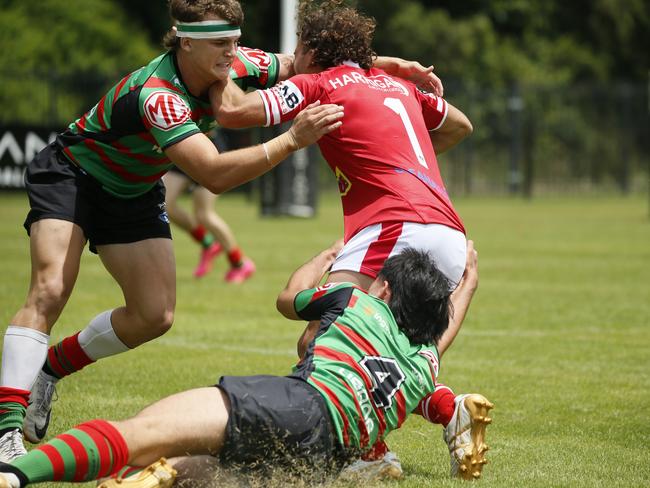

{"left": 144, "top": 91, "right": 191, "bottom": 131}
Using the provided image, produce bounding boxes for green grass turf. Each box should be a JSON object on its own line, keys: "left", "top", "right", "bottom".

{"left": 0, "top": 191, "right": 649, "bottom": 487}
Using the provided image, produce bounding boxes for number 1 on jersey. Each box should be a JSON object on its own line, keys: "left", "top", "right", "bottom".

{"left": 384, "top": 97, "right": 428, "bottom": 169}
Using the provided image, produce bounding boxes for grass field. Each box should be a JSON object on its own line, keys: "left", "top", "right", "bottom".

{"left": 1, "top": 191, "right": 649, "bottom": 487}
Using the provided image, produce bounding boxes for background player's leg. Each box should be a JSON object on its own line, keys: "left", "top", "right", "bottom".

{"left": 193, "top": 188, "right": 255, "bottom": 283}
{"left": 162, "top": 172, "right": 196, "bottom": 235}
{"left": 163, "top": 172, "right": 221, "bottom": 278}
{"left": 192, "top": 189, "right": 237, "bottom": 252}
{"left": 0, "top": 219, "right": 85, "bottom": 459}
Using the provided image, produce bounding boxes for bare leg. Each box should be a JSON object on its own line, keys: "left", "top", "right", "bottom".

{"left": 163, "top": 172, "right": 196, "bottom": 234}
{"left": 97, "top": 239, "right": 176, "bottom": 347}
{"left": 11, "top": 219, "right": 86, "bottom": 332}
{"left": 192, "top": 187, "right": 237, "bottom": 252}
{"left": 114, "top": 387, "right": 230, "bottom": 467}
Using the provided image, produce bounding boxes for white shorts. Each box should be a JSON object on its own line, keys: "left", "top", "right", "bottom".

{"left": 331, "top": 222, "right": 467, "bottom": 288}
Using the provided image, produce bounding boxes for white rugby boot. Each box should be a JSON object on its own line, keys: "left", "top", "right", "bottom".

{"left": 338, "top": 450, "right": 403, "bottom": 481}
{"left": 23, "top": 371, "right": 58, "bottom": 443}
{"left": 443, "top": 393, "right": 493, "bottom": 480}
{"left": 0, "top": 429, "right": 27, "bottom": 463}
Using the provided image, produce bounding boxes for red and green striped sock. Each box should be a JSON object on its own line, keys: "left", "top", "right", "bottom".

{"left": 10, "top": 419, "right": 128, "bottom": 484}
{"left": 227, "top": 248, "right": 243, "bottom": 267}
{"left": 42, "top": 333, "right": 94, "bottom": 380}
{"left": 190, "top": 226, "right": 215, "bottom": 249}
{"left": 0, "top": 387, "right": 29, "bottom": 433}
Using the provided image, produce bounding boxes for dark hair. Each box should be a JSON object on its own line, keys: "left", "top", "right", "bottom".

{"left": 163, "top": 0, "right": 244, "bottom": 51}
{"left": 378, "top": 248, "right": 453, "bottom": 346}
{"left": 297, "top": 0, "right": 376, "bottom": 69}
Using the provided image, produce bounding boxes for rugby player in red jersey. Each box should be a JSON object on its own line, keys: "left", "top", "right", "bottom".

{"left": 215, "top": 0, "right": 475, "bottom": 478}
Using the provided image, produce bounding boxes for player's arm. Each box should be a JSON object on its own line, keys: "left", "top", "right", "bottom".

{"left": 276, "top": 240, "right": 343, "bottom": 320}
{"left": 212, "top": 78, "right": 267, "bottom": 128}
{"left": 436, "top": 240, "right": 479, "bottom": 356}
{"left": 216, "top": 75, "right": 316, "bottom": 130}
{"left": 166, "top": 101, "right": 342, "bottom": 194}
{"left": 374, "top": 56, "right": 443, "bottom": 96}
{"left": 429, "top": 103, "right": 473, "bottom": 154}
{"left": 276, "top": 53, "right": 296, "bottom": 81}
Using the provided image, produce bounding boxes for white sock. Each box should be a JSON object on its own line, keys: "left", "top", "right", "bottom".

{"left": 78, "top": 310, "right": 130, "bottom": 361}
{"left": 1, "top": 326, "right": 49, "bottom": 390}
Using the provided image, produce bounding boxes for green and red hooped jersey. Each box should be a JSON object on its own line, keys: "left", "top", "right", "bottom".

{"left": 290, "top": 282, "right": 441, "bottom": 451}
{"left": 57, "top": 47, "right": 279, "bottom": 199}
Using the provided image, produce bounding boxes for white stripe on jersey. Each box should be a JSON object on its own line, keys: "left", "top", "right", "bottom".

{"left": 430, "top": 98, "right": 449, "bottom": 131}
{"left": 267, "top": 89, "right": 282, "bottom": 125}
{"left": 258, "top": 90, "right": 272, "bottom": 127}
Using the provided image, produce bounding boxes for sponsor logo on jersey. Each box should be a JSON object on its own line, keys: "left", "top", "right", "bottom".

{"left": 328, "top": 72, "right": 409, "bottom": 96}
{"left": 238, "top": 47, "right": 272, "bottom": 70}
{"left": 338, "top": 367, "right": 375, "bottom": 434}
{"left": 335, "top": 166, "right": 352, "bottom": 196}
{"left": 373, "top": 312, "right": 390, "bottom": 333}
{"left": 144, "top": 91, "right": 191, "bottom": 130}
{"left": 274, "top": 80, "right": 305, "bottom": 114}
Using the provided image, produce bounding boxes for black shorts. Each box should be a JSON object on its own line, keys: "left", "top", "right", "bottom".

{"left": 23, "top": 142, "right": 171, "bottom": 254}
{"left": 217, "top": 375, "right": 352, "bottom": 479}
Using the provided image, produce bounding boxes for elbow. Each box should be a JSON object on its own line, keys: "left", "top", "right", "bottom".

{"left": 460, "top": 116, "right": 473, "bottom": 138}
{"left": 202, "top": 179, "right": 227, "bottom": 195}
{"left": 276, "top": 291, "right": 294, "bottom": 319}
{"left": 464, "top": 120, "right": 473, "bottom": 137}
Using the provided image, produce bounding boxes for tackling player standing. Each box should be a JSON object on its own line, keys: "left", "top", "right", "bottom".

{"left": 0, "top": 0, "right": 344, "bottom": 462}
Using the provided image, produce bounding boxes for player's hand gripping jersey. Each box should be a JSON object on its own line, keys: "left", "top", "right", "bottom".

{"left": 291, "top": 282, "right": 442, "bottom": 451}
{"left": 59, "top": 48, "right": 279, "bottom": 198}
{"left": 257, "top": 63, "right": 465, "bottom": 242}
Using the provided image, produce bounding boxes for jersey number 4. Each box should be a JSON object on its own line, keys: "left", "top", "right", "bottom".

{"left": 384, "top": 97, "right": 429, "bottom": 169}
{"left": 359, "top": 356, "right": 406, "bottom": 409}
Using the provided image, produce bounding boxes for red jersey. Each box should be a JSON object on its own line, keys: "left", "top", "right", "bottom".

{"left": 258, "top": 63, "right": 465, "bottom": 242}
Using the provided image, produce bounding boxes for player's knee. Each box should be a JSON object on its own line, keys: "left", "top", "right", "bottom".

{"left": 194, "top": 208, "right": 211, "bottom": 226}
{"left": 138, "top": 307, "right": 174, "bottom": 339}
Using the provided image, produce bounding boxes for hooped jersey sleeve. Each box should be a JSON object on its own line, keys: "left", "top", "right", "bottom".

{"left": 139, "top": 87, "right": 201, "bottom": 150}
{"left": 230, "top": 47, "right": 280, "bottom": 90}
{"left": 416, "top": 89, "right": 449, "bottom": 131}
{"left": 256, "top": 74, "right": 325, "bottom": 127}
{"left": 294, "top": 282, "right": 356, "bottom": 322}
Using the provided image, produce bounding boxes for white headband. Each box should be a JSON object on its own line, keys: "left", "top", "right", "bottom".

{"left": 175, "top": 20, "right": 241, "bottom": 39}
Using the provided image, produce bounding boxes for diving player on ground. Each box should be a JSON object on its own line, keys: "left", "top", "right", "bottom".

{"left": 0, "top": 241, "right": 492, "bottom": 487}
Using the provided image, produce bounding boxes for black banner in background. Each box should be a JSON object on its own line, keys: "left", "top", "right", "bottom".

{"left": 0, "top": 127, "right": 57, "bottom": 190}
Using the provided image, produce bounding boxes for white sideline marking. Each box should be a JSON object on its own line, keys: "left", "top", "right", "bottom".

{"left": 156, "top": 336, "right": 296, "bottom": 357}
